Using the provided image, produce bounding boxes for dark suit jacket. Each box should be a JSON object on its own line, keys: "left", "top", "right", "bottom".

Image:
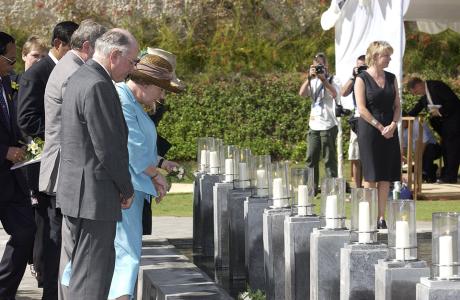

{"left": 0, "top": 75, "right": 28, "bottom": 202}
{"left": 57, "top": 59, "right": 134, "bottom": 221}
{"left": 407, "top": 80, "right": 460, "bottom": 135}
{"left": 17, "top": 54, "right": 55, "bottom": 191}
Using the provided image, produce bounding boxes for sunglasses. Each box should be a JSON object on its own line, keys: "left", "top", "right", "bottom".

{"left": 1, "top": 55, "right": 16, "bottom": 65}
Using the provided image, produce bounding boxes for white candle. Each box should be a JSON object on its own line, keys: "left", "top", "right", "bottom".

{"left": 239, "top": 162, "right": 250, "bottom": 188}
{"left": 439, "top": 235, "right": 453, "bottom": 278}
{"left": 395, "top": 220, "right": 411, "bottom": 260}
{"left": 209, "top": 151, "right": 219, "bottom": 174}
{"left": 224, "top": 158, "right": 234, "bottom": 182}
{"left": 298, "top": 185, "right": 309, "bottom": 206}
{"left": 325, "top": 195, "right": 338, "bottom": 229}
{"left": 272, "top": 177, "right": 284, "bottom": 207}
{"left": 256, "top": 169, "right": 268, "bottom": 196}
{"left": 200, "top": 150, "right": 208, "bottom": 172}
{"left": 358, "top": 201, "right": 371, "bottom": 243}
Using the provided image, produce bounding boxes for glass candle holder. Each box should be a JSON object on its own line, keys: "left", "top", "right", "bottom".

{"left": 350, "top": 188, "right": 378, "bottom": 243}
{"left": 234, "top": 148, "right": 252, "bottom": 189}
{"left": 431, "top": 212, "right": 460, "bottom": 280}
{"left": 251, "top": 155, "right": 271, "bottom": 198}
{"left": 388, "top": 200, "right": 417, "bottom": 261}
{"left": 291, "top": 167, "right": 315, "bottom": 216}
{"left": 320, "top": 177, "right": 346, "bottom": 229}
{"left": 223, "top": 145, "right": 238, "bottom": 183}
{"left": 196, "top": 137, "right": 214, "bottom": 173}
{"left": 208, "top": 138, "right": 223, "bottom": 175}
{"left": 269, "top": 161, "right": 290, "bottom": 208}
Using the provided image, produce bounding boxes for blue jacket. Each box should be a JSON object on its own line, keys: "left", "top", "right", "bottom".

{"left": 117, "top": 82, "right": 158, "bottom": 197}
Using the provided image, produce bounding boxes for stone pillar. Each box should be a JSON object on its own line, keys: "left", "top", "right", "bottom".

{"left": 244, "top": 196, "right": 269, "bottom": 292}
{"left": 375, "top": 259, "right": 430, "bottom": 300}
{"left": 284, "top": 215, "right": 320, "bottom": 300}
{"left": 310, "top": 228, "right": 350, "bottom": 300}
{"left": 340, "top": 243, "right": 387, "bottom": 300}
{"left": 213, "top": 182, "right": 233, "bottom": 269}
{"left": 416, "top": 277, "right": 460, "bottom": 300}
{"left": 199, "top": 174, "right": 221, "bottom": 257}
{"left": 193, "top": 172, "right": 204, "bottom": 254}
{"left": 228, "top": 188, "right": 252, "bottom": 280}
{"left": 263, "top": 207, "right": 292, "bottom": 300}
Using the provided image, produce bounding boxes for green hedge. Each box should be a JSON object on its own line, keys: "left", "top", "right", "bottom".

{"left": 158, "top": 73, "right": 317, "bottom": 161}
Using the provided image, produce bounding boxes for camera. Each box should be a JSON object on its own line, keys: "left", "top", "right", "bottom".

{"left": 314, "top": 64, "right": 325, "bottom": 75}
{"left": 335, "top": 104, "right": 352, "bottom": 117}
{"left": 353, "top": 65, "right": 368, "bottom": 77}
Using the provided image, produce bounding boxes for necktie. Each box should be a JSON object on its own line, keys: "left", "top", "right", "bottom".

{"left": 0, "top": 80, "right": 11, "bottom": 131}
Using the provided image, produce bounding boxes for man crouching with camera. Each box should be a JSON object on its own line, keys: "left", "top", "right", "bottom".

{"left": 299, "top": 52, "right": 341, "bottom": 194}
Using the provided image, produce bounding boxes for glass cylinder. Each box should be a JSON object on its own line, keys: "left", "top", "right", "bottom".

{"left": 223, "top": 145, "right": 238, "bottom": 183}
{"left": 388, "top": 200, "right": 417, "bottom": 261}
{"left": 208, "top": 138, "right": 223, "bottom": 175}
{"left": 291, "top": 167, "right": 315, "bottom": 216}
{"left": 432, "top": 212, "right": 460, "bottom": 280}
{"left": 196, "top": 137, "right": 214, "bottom": 173}
{"left": 320, "top": 177, "right": 346, "bottom": 229}
{"left": 234, "top": 148, "right": 252, "bottom": 189}
{"left": 269, "top": 161, "right": 290, "bottom": 208}
{"left": 251, "top": 155, "right": 271, "bottom": 198}
{"left": 350, "top": 188, "right": 378, "bottom": 243}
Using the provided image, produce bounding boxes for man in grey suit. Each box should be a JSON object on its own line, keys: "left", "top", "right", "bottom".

{"left": 57, "top": 29, "right": 138, "bottom": 300}
{"left": 39, "top": 20, "right": 106, "bottom": 299}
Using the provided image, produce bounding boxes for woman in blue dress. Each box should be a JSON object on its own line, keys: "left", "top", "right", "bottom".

{"left": 108, "top": 49, "right": 185, "bottom": 300}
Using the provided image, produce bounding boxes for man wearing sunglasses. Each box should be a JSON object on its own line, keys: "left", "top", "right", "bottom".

{"left": 0, "top": 31, "right": 36, "bottom": 300}
{"left": 16, "top": 21, "right": 78, "bottom": 300}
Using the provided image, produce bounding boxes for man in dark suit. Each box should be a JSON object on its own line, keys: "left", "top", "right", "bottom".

{"left": 407, "top": 77, "right": 460, "bottom": 183}
{"left": 16, "top": 21, "right": 78, "bottom": 299}
{"left": 58, "top": 29, "right": 137, "bottom": 300}
{"left": 0, "top": 32, "right": 36, "bottom": 300}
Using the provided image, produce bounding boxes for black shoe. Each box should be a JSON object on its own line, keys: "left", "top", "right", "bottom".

{"left": 377, "top": 219, "right": 387, "bottom": 229}
{"left": 437, "top": 178, "right": 458, "bottom": 184}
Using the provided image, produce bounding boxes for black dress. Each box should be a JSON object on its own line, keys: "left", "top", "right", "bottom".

{"left": 357, "top": 71, "right": 401, "bottom": 181}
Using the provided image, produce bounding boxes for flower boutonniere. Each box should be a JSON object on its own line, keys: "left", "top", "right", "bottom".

{"left": 11, "top": 81, "right": 19, "bottom": 92}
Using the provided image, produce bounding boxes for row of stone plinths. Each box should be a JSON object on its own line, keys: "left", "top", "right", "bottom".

{"left": 194, "top": 175, "right": 455, "bottom": 300}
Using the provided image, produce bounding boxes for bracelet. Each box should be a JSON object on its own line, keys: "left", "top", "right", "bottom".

{"left": 371, "top": 118, "right": 378, "bottom": 127}
{"left": 158, "top": 158, "right": 164, "bottom": 168}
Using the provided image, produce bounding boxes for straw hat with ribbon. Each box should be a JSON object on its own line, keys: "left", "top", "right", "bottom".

{"left": 130, "top": 48, "right": 185, "bottom": 93}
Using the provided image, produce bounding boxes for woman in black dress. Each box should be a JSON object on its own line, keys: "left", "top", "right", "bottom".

{"left": 355, "top": 41, "right": 401, "bottom": 229}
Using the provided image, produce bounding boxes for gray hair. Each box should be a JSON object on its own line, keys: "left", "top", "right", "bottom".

{"left": 70, "top": 19, "right": 107, "bottom": 50}
{"left": 94, "top": 29, "right": 134, "bottom": 57}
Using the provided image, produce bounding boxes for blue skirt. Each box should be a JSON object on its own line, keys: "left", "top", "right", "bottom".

{"left": 108, "top": 190, "right": 147, "bottom": 299}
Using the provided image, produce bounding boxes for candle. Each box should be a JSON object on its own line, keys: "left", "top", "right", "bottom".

{"left": 439, "top": 235, "right": 453, "bottom": 278}
{"left": 224, "top": 158, "right": 234, "bottom": 182}
{"left": 325, "top": 195, "right": 338, "bottom": 229}
{"left": 256, "top": 169, "right": 268, "bottom": 196}
{"left": 395, "top": 220, "right": 410, "bottom": 260}
{"left": 209, "top": 151, "right": 219, "bottom": 174}
{"left": 272, "top": 177, "right": 284, "bottom": 207}
{"left": 200, "top": 150, "right": 208, "bottom": 172}
{"left": 239, "top": 162, "right": 250, "bottom": 188}
{"left": 298, "top": 185, "right": 309, "bottom": 206}
{"left": 358, "top": 201, "right": 371, "bottom": 243}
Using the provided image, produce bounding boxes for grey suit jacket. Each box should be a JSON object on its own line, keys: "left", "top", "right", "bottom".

{"left": 39, "top": 51, "right": 84, "bottom": 194}
{"left": 57, "top": 59, "right": 134, "bottom": 221}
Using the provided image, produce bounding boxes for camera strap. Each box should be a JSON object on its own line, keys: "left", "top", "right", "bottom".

{"left": 310, "top": 75, "right": 334, "bottom": 103}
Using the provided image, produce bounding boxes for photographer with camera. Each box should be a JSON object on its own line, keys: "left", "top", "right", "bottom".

{"left": 341, "top": 55, "right": 366, "bottom": 188}
{"left": 299, "top": 52, "right": 340, "bottom": 194}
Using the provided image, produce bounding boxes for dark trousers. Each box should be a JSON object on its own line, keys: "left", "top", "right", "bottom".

{"left": 442, "top": 127, "right": 460, "bottom": 182}
{"left": 0, "top": 186, "right": 36, "bottom": 298}
{"left": 306, "top": 126, "right": 338, "bottom": 192}
{"left": 33, "top": 193, "right": 62, "bottom": 300}
{"left": 422, "top": 143, "right": 442, "bottom": 181}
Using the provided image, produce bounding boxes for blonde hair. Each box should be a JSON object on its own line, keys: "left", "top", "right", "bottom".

{"left": 22, "top": 35, "right": 48, "bottom": 56}
{"left": 365, "top": 41, "right": 393, "bottom": 67}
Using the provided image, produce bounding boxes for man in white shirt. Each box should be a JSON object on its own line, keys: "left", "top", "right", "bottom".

{"left": 299, "top": 53, "right": 340, "bottom": 193}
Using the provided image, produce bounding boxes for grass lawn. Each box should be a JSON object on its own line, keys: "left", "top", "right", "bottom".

{"left": 152, "top": 192, "right": 460, "bottom": 221}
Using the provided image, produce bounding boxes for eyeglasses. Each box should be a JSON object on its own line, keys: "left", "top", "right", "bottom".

{"left": 1, "top": 55, "right": 16, "bottom": 65}
{"left": 128, "top": 57, "right": 140, "bottom": 67}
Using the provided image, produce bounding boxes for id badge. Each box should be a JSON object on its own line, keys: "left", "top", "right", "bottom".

{"left": 312, "top": 102, "right": 322, "bottom": 116}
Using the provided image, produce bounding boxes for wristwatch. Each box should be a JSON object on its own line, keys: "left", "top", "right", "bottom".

{"left": 371, "top": 119, "right": 378, "bottom": 126}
